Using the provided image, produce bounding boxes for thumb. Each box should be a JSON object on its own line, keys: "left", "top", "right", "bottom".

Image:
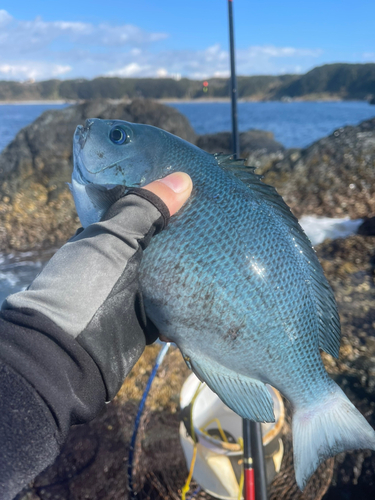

{"left": 142, "top": 172, "right": 193, "bottom": 216}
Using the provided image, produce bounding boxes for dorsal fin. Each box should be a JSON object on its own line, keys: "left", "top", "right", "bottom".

{"left": 214, "top": 153, "right": 341, "bottom": 358}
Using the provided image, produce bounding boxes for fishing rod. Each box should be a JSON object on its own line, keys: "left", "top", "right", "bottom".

{"left": 227, "top": 2, "right": 268, "bottom": 500}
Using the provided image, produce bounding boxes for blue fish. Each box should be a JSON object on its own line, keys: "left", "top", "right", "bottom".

{"left": 70, "top": 118, "right": 375, "bottom": 489}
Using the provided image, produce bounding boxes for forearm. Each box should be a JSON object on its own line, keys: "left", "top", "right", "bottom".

{"left": 0, "top": 189, "right": 170, "bottom": 499}
{"left": 0, "top": 308, "right": 106, "bottom": 500}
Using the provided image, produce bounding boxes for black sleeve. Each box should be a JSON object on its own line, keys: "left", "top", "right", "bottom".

{"left": 0, "top": 308, "right": 107, "bottom": 500}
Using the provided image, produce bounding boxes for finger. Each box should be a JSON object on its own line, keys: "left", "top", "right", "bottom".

{"left": 159, "top": 334, "right": 173, "bottom": 343}
{"left": 142, "top": 172, "right": 193, "bottom": 216}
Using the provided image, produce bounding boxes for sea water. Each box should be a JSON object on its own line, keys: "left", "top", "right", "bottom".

{"left": 1, "top": 101, "right": 374, "bottom": 152}
{"left": 169, "top": 100, "right": 375, "bottom": 149}
{"left": 0, "top": 103, "right": 68, "bottom": 152}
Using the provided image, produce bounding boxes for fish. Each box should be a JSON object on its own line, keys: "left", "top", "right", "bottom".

{"left": 70, "top": 118, "right": 375, "bottom": 489}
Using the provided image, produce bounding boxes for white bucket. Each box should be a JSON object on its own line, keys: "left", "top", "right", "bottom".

{"left": 179, "top": 374, "right": 284, "bottom": 500}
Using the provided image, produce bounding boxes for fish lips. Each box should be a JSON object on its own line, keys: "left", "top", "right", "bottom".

{"left": 73, "top": 139, "right": 90, "bottom": 186}
{"left": 74, "top": 124, "right": 89, "bottom": 149}
{"left": 73, "top": 127, "right": 101, "bottom": 185}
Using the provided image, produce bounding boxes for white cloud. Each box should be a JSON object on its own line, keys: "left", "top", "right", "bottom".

{"left": 0, "top": 10, "right": 167, "bottom": 55}
{"left": 244, "top": 46, "right": 322, "bottom": 58}
{"left": 107, "top": 62, "right": 151, "bottom": 77}
{"left": 0, "top": 9, "right": 12, "bottom": 27}
{"left": 0, "top": 10, "right": 323, "bottom": 81}
{"left": 0, "top": 62, "right": 72, "bottom": 80}
{"left": 156, "top": 68, "right": 168, "bottom": 78}
{"left": 363, "top": 52, "right": 375, "bottom": 61}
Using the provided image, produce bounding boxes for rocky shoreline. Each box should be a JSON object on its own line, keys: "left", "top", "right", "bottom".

{"left": 0, "top": 96, "right": 361, "bottom": 104}
{"left": 0, "top": 98, "right": 283, "bottom": 252}
{"left": 259, "top": 117, "right": 375, "bottom": 219}
{"left": 1, "top": 98, "right": 374, "bottom": 254}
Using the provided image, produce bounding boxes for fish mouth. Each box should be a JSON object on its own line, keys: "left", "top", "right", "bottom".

{"left": 74, "top": 121, "right": 93, "bottom": 149}
{"left": 73, "top": 132, "right": 90, "bottom": 186}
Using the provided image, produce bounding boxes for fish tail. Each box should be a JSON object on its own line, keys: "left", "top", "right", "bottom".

{"left": 292, "top": 380, "right": 375, "bottom": 490}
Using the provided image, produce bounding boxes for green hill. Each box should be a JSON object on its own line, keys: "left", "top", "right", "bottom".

{"left": 0, "top": 75, "right": 294, "bottom": 101}
{"left": 272, "top": 63, "right": 375, "bottom": 100}
{"left": 0, "top": 63, "right": 374, "bottom": 101}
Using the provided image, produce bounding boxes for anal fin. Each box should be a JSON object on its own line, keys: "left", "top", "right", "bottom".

{"left": 191, "top": 357, "right": 275, "bottom": 423}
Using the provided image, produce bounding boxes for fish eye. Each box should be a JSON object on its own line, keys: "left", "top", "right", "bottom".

{"left": 109, "top": 126, "right": 127, "bottom": 145}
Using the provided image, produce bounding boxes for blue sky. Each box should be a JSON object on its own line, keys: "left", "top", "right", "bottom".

{"left": 0, "top": 0, "right": 374, "bottom": 81}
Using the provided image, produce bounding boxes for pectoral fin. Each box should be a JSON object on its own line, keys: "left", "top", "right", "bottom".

{"left": 85, "top": 184, "right": 126, "bottom": 211}
{"left": 191, "top": 357, "right": 275, "bottom": 423}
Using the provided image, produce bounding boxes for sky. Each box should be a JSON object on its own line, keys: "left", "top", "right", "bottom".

{"left": 0, "top": 0, "right": 374, "bottom": 82}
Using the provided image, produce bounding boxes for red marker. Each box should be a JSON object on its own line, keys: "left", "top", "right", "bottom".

{"left": 243, "top": 457, "right": 256, "bottom": 500}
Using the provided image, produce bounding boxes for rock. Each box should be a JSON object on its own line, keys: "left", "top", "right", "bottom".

{"left": 196, "top": 129, "right": 284, "bottom": 155}
{"left": 261, "top": 117, "right": 375, "bottom": 219}
{"left": 0, "top": 99, "right": 196, "bottom": 252}
{"left": 357, "top": 217, "right": 375, "bottom": 236}
{"left": 196, "top": 129, "right": 285, "bottom": 175}
{"left": 314, "top": 235, "right": 375, "bottom": 498}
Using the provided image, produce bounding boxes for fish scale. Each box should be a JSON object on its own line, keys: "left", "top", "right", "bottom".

{"left": 71, "top": 118, "right": 375, "bottom": 489}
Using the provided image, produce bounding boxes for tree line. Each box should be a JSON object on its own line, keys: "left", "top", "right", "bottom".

{"left": 0, "top": 63, "right": 374, "bottom": 101}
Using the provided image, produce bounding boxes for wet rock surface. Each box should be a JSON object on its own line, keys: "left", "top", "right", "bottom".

{"left": 260, "top": 117, "right": 375, "bottom": 219}
{"left": 315, "top": 235, "right": 375, "bottom": 499}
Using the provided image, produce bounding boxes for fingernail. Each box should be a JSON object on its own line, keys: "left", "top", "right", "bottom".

{"left": 158, "top": 172, "right": 191, "bottom": 193}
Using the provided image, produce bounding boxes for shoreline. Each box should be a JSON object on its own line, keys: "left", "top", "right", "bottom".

{"left": 0, "top": 97, "right": 371, "bottom": 105}
{"left": 0, "top": 100, "right": 75, "bottom": 105}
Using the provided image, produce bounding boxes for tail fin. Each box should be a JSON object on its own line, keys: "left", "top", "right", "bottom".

{"left": 293, "top": 381, "right": 375, "bottom": 490}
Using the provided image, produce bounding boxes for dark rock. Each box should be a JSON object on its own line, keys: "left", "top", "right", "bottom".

{"left": 0, "top": 99, "right": 196, "bottom": 252}
{"left": 357, "top": 217, "right": 375, "bottom": 236}
{"left": 261, "top": 117, "right": 375, "bottom": 219}
{"left": 196, "top": 129, "right": 284, "bottom": 155}
{"left": 314, "top": 235, "right": 375, "bottom": 498}
{"left": 196, "top": 129, "right": 285, "bottom": 175}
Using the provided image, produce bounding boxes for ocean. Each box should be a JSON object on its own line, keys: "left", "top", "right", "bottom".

{"left": 0, "top": 100, "right": 375, "bottom": 152}
{"left": 169, "top": 100, "right": 375, "bottom": 149}
{"left": 0, "top": 100, "right": 373, "bottom": 301}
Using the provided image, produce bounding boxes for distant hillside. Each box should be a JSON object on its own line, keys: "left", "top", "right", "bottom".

{"left": 0, "top": 63, "right": 374, "bottom": 101}
{"left": 0, "top": 75, "right": 296, "bottom": 101}
{"left": 272, "top": 63, "right": 375, "bottom": 100}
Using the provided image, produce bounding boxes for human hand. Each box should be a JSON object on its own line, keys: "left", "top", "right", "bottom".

{"left": 142, "top": 172, "right": 192, "bottom": 216}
